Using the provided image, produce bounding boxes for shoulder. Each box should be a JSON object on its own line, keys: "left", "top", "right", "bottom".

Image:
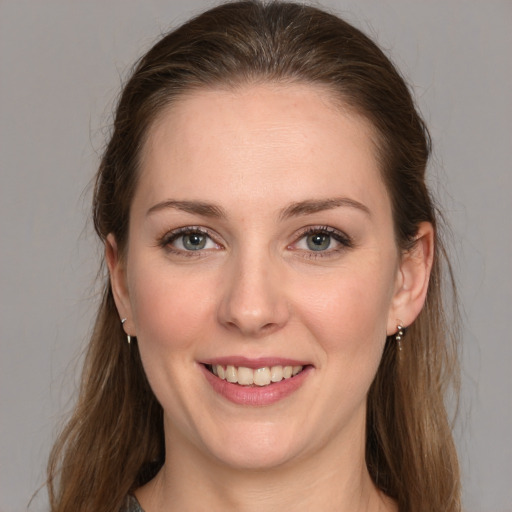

{"left": 120, "top": 494, "right": 145, "bottom": 512}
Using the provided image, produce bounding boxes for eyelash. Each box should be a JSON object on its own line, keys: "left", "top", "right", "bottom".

{"left": 158, "top": 225, "right": 354, "bottom": 258}
{"left": 158, "top": 226, "right": 222, "bottom": 257}
{"left": 290, "top": 225, "right": 354, "bottom": 259}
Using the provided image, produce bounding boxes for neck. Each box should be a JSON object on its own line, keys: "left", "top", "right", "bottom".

{"left": 136, "top": 418, "right": 395, "bottom": 512}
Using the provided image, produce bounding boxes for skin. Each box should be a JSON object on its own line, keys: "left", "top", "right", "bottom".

{"left": 107, "top": 83, "right": 433, "bottom": 512}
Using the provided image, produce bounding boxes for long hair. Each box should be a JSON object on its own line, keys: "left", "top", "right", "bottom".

{"left": 47, "top": 2, "right": 461, "bottom": 511}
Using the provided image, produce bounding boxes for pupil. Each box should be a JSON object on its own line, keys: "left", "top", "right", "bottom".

{"left": 184, "top": 233, "right": 206, "bottom": 250}
{"left": 307, "top": 233, "right": 330, "bottom": 251}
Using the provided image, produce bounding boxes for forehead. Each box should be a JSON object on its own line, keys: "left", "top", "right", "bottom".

{"left": 136, "top": 83, "right": 388, "bottom": 215}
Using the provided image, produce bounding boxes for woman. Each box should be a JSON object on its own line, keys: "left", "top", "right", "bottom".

{"left": 47, "top": 1, "right": 461, "bottom": 511}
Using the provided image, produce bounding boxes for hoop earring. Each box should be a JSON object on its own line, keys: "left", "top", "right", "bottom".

{"left": 395, "top": 323, "right": 405, "bottom": 351}
{"left": 121, "top": 318, "right": 131, "bottom": 345}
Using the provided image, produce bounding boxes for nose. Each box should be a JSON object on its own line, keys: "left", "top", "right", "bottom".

{"left": 217, "top": 249, "right": 290, "bottom": 337}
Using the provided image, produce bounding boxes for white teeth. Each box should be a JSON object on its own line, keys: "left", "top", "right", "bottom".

{"left": 253, "top": 367, "right": 271, "bottom": 386}
{"left": 211, "top": 364, "right": 303, "bottom": 387}
{"left": 225, "top": 365, "right": 237, "bottom": 383}
{"left": 237, "top": 367, "right": 254, "bottom": 385}
{"left": 270, "top": 365, "right": 283, "bottom": 382}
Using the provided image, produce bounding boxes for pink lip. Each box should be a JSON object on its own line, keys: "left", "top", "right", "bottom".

{"left": 199, "top": 363, "right": 312, "bottom": 406}
{"left": 201, "top": 356, "right": 311, "bottom": 369}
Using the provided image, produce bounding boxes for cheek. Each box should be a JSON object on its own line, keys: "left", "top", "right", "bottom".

{"left": 126, "top": 262, "right": 218, "bottom": 421}
{"left": 295, "top": 259, "right": 396, "bottom": 359}
{"left": 128, "top": 262, "right": 214, "bottom": 355}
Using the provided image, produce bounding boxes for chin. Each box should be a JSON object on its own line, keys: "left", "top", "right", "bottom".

{"left": 212, "top": 443, "right": 298, "bottom": 472}
{"left": 203, "top": 422, "right": 304, "bottom": 471}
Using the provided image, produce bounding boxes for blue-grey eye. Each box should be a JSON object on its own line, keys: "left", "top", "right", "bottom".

{"left": 182, "top": 233, "right": 207, "bottom": 250}
{"left": 306, "top": 233, "right": 332, "bottom": 251}
{"left": 163, "top": 228, "right": 219, "bottom": 253}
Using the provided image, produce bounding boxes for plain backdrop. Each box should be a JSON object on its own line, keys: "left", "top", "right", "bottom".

{"left": 1, "top": 1, "right": 511, "bottom": 511}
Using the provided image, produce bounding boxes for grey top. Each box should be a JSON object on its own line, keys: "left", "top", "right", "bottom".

{"left": 122, "top": 495, "right": 144, "bottom": 512}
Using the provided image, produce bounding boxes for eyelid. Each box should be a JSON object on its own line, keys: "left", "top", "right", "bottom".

{"left": 158, "top": 226, "right": 223, "bottom": 253}
{"left": 156, "top": 224, "right": 353, "bottom": 258}
{"left": 289, "top": 225, "right": 354, "bottom": 255}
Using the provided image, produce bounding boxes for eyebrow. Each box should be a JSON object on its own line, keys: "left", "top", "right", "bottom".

{"left": 279, "top": 197, "right": 371, "bottom": 220}
{"left": 146, "top": 200, "right": 226, "bottom": 218}
{"left": 146, "top": 196, "right": 370, "bottom": 219}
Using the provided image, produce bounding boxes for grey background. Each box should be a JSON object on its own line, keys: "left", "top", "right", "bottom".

{"left": 1, "top": 1, "right": 511, "bottom": 511}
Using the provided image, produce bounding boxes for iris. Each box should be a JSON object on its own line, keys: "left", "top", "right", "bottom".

{"left": 306, "top": 233, "right": 331, "bottom": 251}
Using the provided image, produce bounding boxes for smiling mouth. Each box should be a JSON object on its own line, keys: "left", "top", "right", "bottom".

{"left": 205, "top": 364, "right": 305, "bottom": 387}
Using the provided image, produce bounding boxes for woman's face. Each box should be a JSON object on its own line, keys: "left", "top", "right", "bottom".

{"left": 111, "top": 83, "right": 410, "bottom": 470}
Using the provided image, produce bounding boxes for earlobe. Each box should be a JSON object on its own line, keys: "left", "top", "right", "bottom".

{"left": 387, "top": 222, "right": 434, "bottom": 334}
{"left": 105, "top": 234, "right": 134, "bottom": 334}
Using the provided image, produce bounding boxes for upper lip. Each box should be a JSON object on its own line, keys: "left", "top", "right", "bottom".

{"left": 200, "top": 356, "right": 311, "bottom": 369}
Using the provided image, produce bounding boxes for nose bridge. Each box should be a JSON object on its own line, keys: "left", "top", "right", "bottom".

{"left": 218, "top": 241, "right": 289, "bottom": 336}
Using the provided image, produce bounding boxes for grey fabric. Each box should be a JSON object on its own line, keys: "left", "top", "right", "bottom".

{"left": 122, "top": 495, "right": 144, "bottom": 512}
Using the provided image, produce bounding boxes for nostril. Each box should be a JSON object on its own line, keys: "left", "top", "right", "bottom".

{"left": 222, "top": 318, "right": 283, "bottom": 337}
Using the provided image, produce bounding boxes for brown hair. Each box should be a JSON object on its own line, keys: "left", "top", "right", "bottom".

{"left": 47, "top": 2, "right": 460, "bottom": 511}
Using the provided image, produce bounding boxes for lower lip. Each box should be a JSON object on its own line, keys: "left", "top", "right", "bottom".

{"left": 200, "top": 364, "right": 312, "bottom": 406}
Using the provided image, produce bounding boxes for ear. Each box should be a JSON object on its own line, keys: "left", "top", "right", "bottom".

{"left": 105, "top": 234, "right": 135, "bottom": 336}
{"left": 387, "top": 222, "right": 434, "bottom": 335}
